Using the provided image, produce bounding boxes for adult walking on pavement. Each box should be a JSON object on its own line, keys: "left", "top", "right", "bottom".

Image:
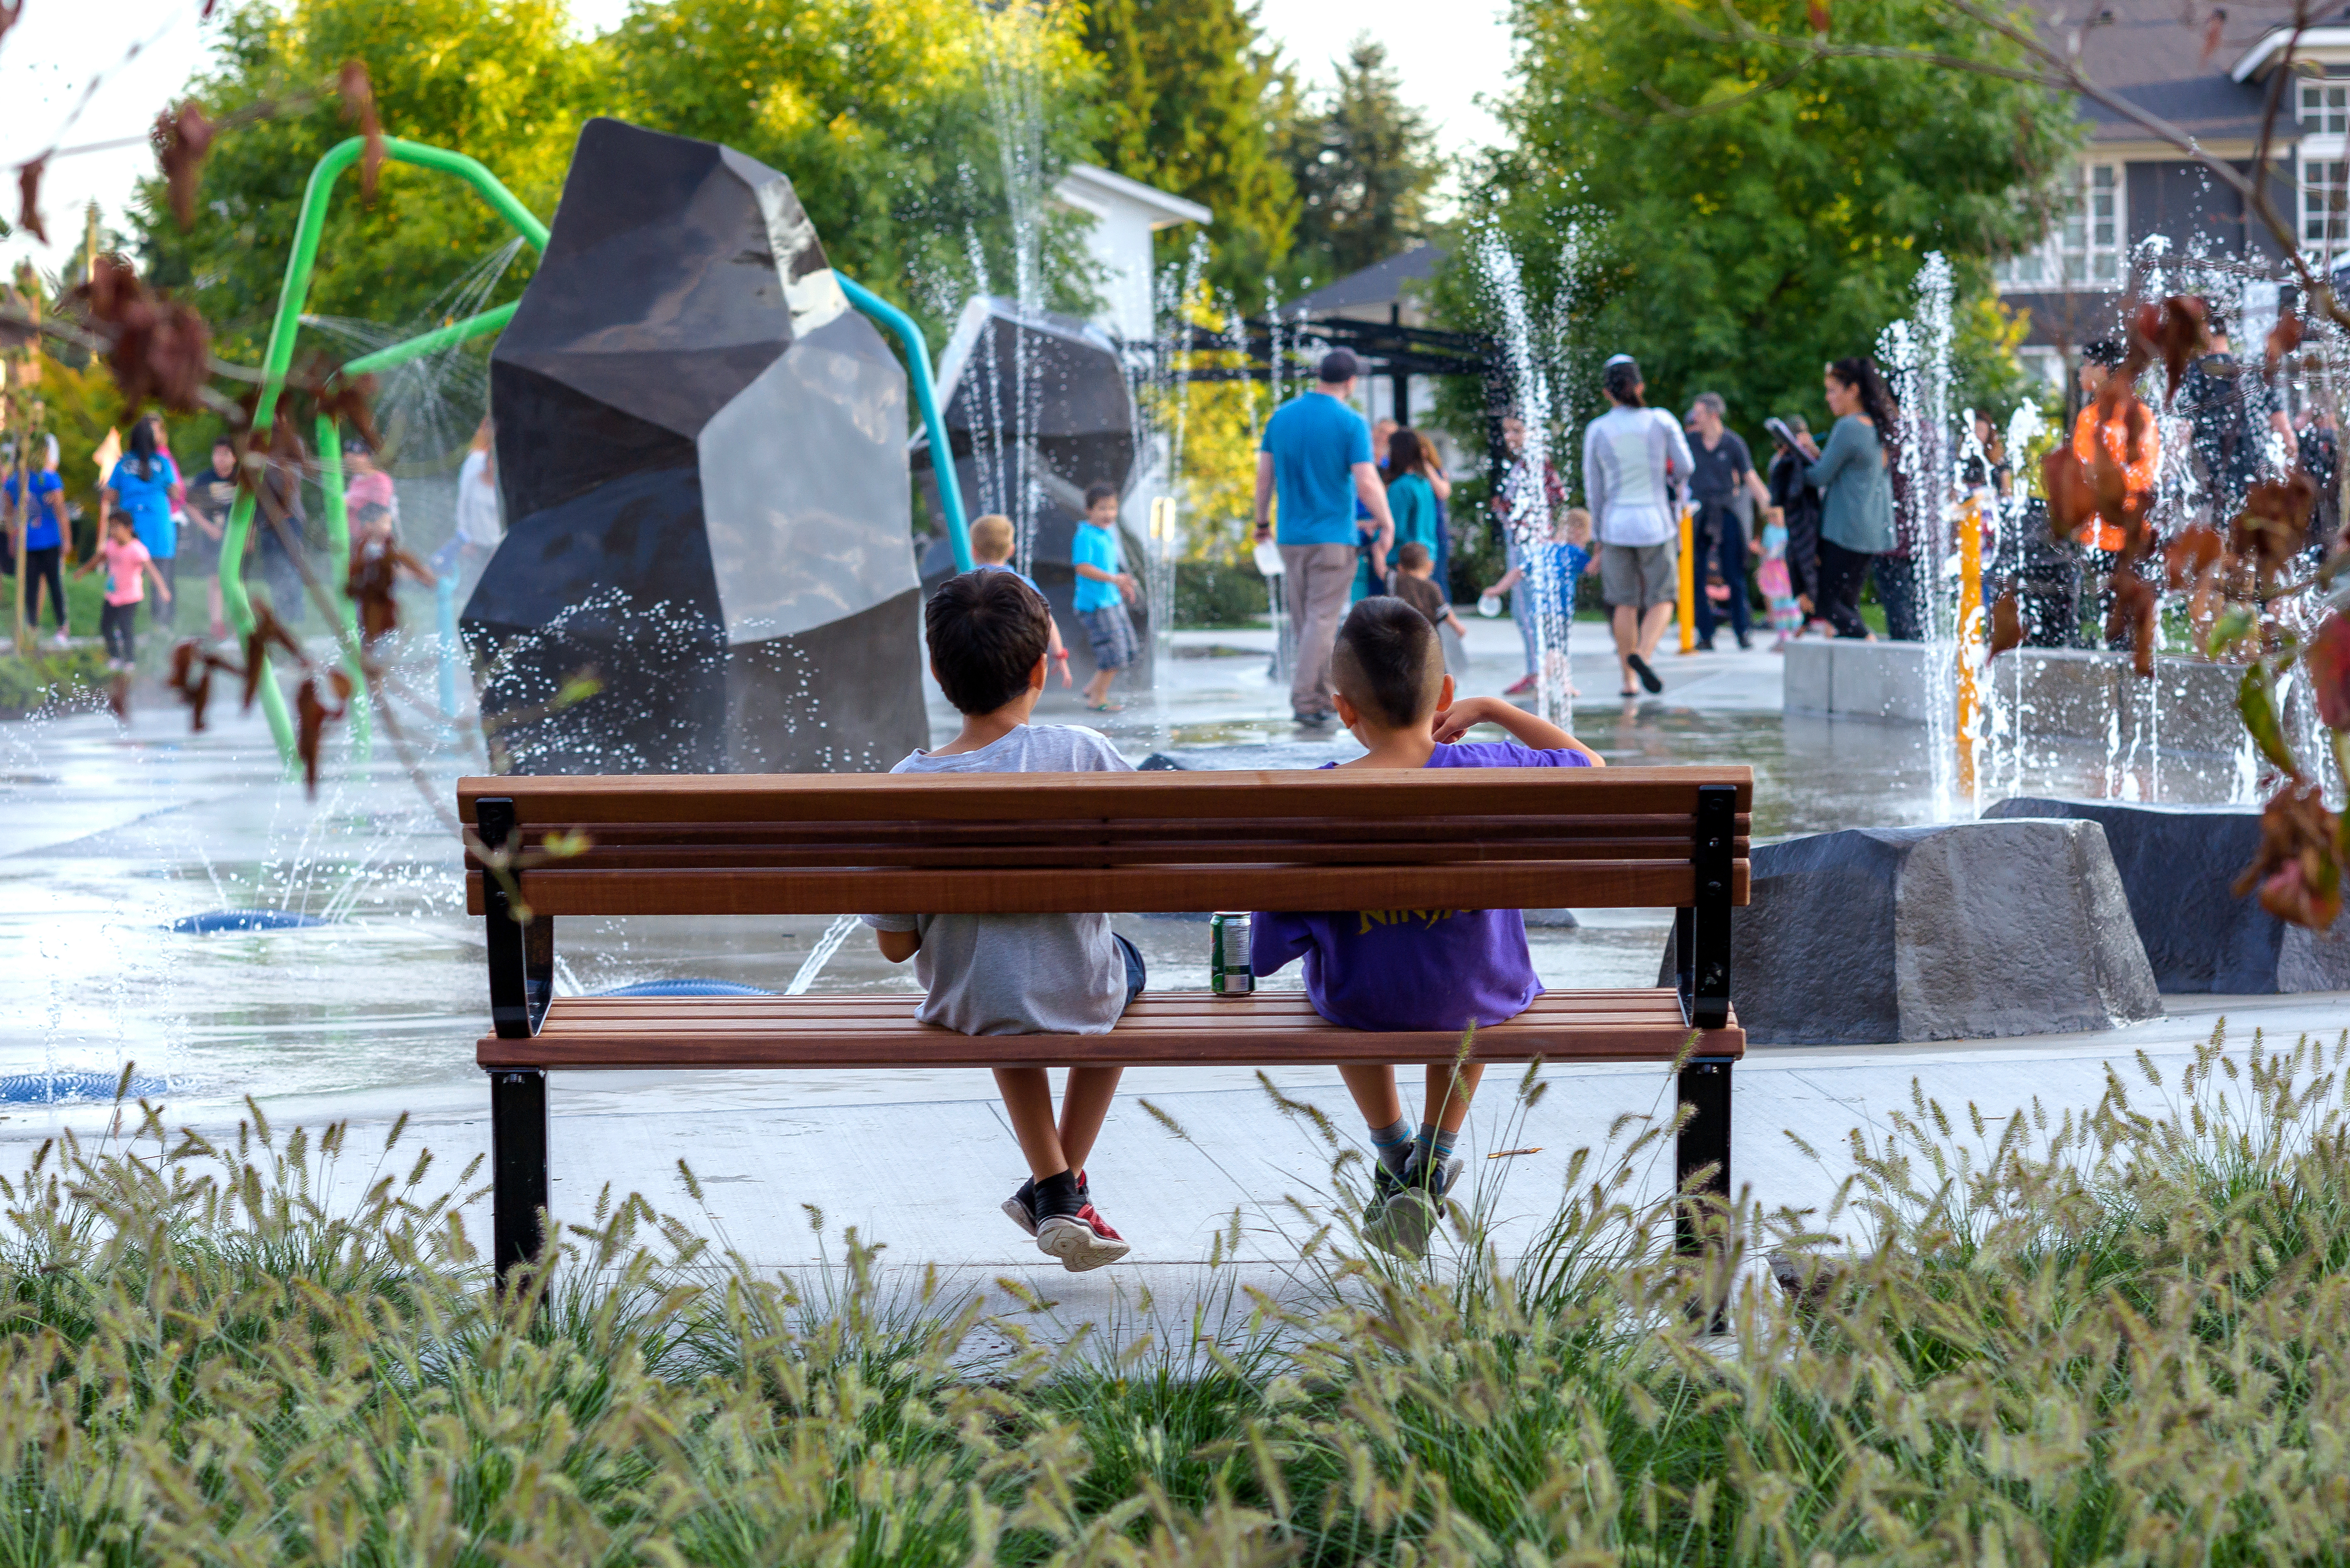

{"left": 1765, "top": 415, "right": 1822, "bottom": 624}
{"left": 1583, "top": 355, "right": 1692, "bottom": 698}
{"left": 1492, "top": 413, "right": 1564, "bottom": 694}
{"left": 1796, "top": 356, "right": 1898, "bottom": 640}
{"left": 1255, "top": 349, "right": 1397, "bottom": 726}
{"left": 1684, "top": 391, "right": 1773, "bottom": 651}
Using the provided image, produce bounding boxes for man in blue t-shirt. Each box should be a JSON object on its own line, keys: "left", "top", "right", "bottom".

{"left": 1253, "top": 348, "right": 1396, "bottom": 727}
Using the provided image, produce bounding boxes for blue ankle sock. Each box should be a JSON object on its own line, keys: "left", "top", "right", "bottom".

{"left": 1369, "top": 1118, "right": 1413, "bottom": 1175}
{"left": 1415, "top": 1123, "right": 1459, "bottom": 1165}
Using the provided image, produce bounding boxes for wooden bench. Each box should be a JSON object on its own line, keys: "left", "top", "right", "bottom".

{"left": 460, "top": 766, "right": 1752, "bottom": 1273}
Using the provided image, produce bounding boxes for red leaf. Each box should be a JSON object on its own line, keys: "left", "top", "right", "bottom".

{"left": 1988, "top": 588, "right": 2023, "bottom": 660}
{"left": 0, "top": 3, "right": 22, "bottom": 47}
{"left": 2267, "top": 312, "right": 2304, "bottom": 374}
{"left": 2233, "top": 471, "right": 2317, "bottom": 579}
{"left": 2041, "top": 445, "right": 2098, "bottom": 539}
{"left": 2201, "top": 7, "right": 2225, "bottom": 63}
{"left": 2310, "top": 613, "right": 2350, "bottom": 732}
{"left": 2236, "top": 784, "right": 2344, "bottom": 929}
{"left": 2106, "top": 571, "right": 2158, "bottom": 678}
{"left": 2151, "top": 295, "right": 2209, "bottom": 403}
{"left": 316, "top": 369, "right": 381, "bottom": 451}
{"left": 296, "top": 678, "right": 328, "bottom": 796}
{"left": 338, "top": 61, "right": 384, "bottom": 201}
{"left": 153, "top": 102, "right": 216, "bottom": 233}
{"left": 15, "top": 156, "right": 45, "bottom": 246}
{"left": 2164, "top": 523, "right": 2225, "bottom": 589}
{"left": 1806, "top": 0, "right": 1830, "bottom": 31}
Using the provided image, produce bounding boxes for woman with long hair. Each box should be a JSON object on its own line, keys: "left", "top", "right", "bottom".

{"left": 100, "top": 414, "right": 189, "bottom": 629}
{"left": 1795, "top": 356, "right": 1897, "bottom": 639}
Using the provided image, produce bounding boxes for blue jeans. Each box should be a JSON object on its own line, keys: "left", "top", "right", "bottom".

{"left": 1114, "top": 932, "right": 1146, "bottom": 1013}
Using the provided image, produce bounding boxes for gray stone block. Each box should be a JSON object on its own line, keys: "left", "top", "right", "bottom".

{"left": 1984, "top": 797, "right": 2350, "bottom": 993}
{"left": 1660, "top": 819, "right": 2162, "bottom": 1044}
{"left": 1782, "top": 640, "right": 1832, "bottom": 715}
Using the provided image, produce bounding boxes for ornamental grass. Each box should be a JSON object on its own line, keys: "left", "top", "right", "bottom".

{"left": 3, "top": 1022, "right": 2348, "bottom": 1566}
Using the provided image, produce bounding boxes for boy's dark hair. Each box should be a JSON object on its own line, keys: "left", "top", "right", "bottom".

{"left": 1395, "top": 541, "right": 1432, "bottom": 570}
{"left": 1083, "top": 482, "right": 1118, "bottom": 510}
{"left": 925, "top": 569, "right": 1052, "bottom": 714}
{"left": 212, "top": 437, "right": 235, "bottom": 452}
{"left": 1330, "top": 597, "right": 1443, "bottom": 729}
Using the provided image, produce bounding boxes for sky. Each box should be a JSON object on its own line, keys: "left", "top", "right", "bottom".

{"left": 0, "top": 0, "right": 1511, "bottom": 284}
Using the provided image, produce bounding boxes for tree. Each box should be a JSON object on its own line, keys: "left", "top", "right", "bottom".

{"left": 134, "top": 0, "right": 599, "bottom": 362}
{"left": 1279, "top": 38, "right": 1441, "bottom": 292}
{"left": 1082, "top": 0, "right": 1297, "bottom": 310}
{"left": 1466, "top": 0, "right": 2076, "bottom": 450}
{"left": 608, "top": 0, "right": 1103, "bottom": 341}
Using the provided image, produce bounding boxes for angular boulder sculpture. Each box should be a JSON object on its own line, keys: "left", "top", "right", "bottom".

{"left": 915, "top": 296, "right": 1153, "bottom": 698}
{"left": 1985, "top": 797, "right": 2350, "bottom": 993}
{"left": 463, "top": 117, "right": 925, "bottom": 774}
{"left": 1660, "top": 819, "right": 2162, "bottom": 1045}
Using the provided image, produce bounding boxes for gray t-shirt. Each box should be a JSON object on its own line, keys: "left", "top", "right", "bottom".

{"left": 860, "top": 723, "right": 1133, "bottom": 1035}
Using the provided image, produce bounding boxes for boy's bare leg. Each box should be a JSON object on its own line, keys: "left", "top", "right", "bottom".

{"left": 1055, "top": 1066, "right": 1124, "bottom": 1173}
{"left": 1611, "top": 603, "right": 1640, "bottom": 690}
{"left": 1422, "top": 1062, "right": 1485, "bottom": 1133}
{"left": 993, "top": 1067, "right": 1071, "bottom": 1180}
{"left": 1338, "top": 1065, "right": 1404, "bottom": 1129}
{"left": 1636, "top": 601, "right": 1673, "bottom": 659}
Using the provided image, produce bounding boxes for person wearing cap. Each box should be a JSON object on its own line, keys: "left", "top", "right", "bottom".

{"left": 1256, "top": 348, "right": 1398, "bottom": 726}
{"left": 1582, "top": 355, "right": 1693, "bottom": 697}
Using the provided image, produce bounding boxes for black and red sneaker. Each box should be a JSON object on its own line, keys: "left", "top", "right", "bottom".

{"left": 1038, "top": 1200, "right": 1131, "bottom": 1271}
{"left": 1003, "top": 1168, "right": 1092, "bottom": 1238}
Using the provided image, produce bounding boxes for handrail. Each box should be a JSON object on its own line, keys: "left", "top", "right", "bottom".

{"left": 836, "top": 274, "right": 973, "bottom": 572}
{"left": 221, "top": 136, "right": 549, "bottom": 764}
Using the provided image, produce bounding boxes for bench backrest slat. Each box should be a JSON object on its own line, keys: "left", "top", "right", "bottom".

{"left": 458, "top": 766, "right": 1753, "bottom": 917}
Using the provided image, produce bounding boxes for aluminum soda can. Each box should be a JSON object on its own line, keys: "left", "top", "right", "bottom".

{"left": 1208, "top": 911, "right": 1254, "bottom": 996}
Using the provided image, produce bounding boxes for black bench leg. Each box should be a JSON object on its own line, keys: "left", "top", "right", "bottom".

{"left": 1675, "top": 1056, "right": 1733, "bottom": 1256}
{"left": 491, "top": 1068, "right": 549, "bottom": 1278}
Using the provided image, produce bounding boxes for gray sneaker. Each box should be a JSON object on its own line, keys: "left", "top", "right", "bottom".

{"left": 1363, "top": 1146, "right": 1462, "bottom": 1261}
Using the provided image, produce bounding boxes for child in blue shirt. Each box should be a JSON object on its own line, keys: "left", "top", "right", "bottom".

{"left": 1071, "top": 483, "right": 1139, "bottom": 712}
{"left": 1482, "top": 508, "right": 1592, "bottom": 696}
{"left": 1251, "top": 596, "right": 1604, "bottom": 1258}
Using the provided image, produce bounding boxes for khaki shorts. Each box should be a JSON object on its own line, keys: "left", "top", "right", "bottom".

{"left": 1600, "top": 541, "right": 1677, "bottom": 609}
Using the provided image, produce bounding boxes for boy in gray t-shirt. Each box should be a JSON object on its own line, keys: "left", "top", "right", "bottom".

{"left": 861, "top": 569, "right": 1143, "bottom": 1271}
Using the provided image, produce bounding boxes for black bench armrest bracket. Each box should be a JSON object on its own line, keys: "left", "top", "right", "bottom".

{"left": 1677, "top": 783, "right": 1736, "bottom": 1032}
{"left": 476, "top": 797, "right": 553, "bottom": 1040}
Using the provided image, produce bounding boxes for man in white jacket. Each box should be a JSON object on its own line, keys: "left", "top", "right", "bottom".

{"left": 1582, "top": 355, "right": 1692, "bottom": 697}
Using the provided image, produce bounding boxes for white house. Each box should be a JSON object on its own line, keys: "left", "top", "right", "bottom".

{"left": 1050, "top": 163, "right": 1212, "bottom": 342}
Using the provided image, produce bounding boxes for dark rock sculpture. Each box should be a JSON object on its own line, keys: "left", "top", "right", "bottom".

{"left": 915, "top": 296, "right": 1154, "bottom": 699}
{"left": 464, "top": 117, "right": 926, "bottom": 774}
{"left": 1985, "top": 797, "right": 2350, "bottom": 992}
{"left": 1660, "top": 820, "right": 2162, "bottom": 1044}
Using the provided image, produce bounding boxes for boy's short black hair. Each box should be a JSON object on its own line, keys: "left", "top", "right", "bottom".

{"left": 1395, "top": 541, "right": 1432, "bottom": 571}
{"left": 1083, "top": 482, "right": 1118, "bottom": 510}
{"left": 1330, "top": 597, "right": 1444, "bottom": 730}
{"left": 926, "top": 569, "right": 1052, "bottom": 714}
{"left": 212, "top": 436, "right": 235, "bottom": 451}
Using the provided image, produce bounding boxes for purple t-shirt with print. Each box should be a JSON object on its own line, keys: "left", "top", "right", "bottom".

{"left": 1250, "top": 739, "right": 1592, "bottom": 1031}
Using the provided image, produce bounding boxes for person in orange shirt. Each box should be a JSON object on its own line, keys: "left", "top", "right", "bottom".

{"left": 2070, "top": 339, "right": 2160, "bottom": 648}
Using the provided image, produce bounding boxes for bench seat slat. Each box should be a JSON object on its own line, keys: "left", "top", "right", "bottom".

{"left": 500, "top": 837, "right": 1745, "bottom": 871}
{"left": 478, "top": 990, "right": 1743, "bottom": 1070}
{"left": 465, "top": 862, "right": 1750, "bottom": 917}
{"left": 458, "top": 768, "right": 1756, "bottom": 827}
{"left": 484, "top": 811, "right": 1754, "bottom": 849}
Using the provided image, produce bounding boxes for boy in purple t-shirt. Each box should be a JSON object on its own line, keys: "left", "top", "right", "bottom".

{"left": 1251, "top": 596, "right": 1603, "bottom": 1257}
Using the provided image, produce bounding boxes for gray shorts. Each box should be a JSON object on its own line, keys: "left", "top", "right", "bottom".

{"left": 1601, "top": 541, "right": 1677, "bottom": 609}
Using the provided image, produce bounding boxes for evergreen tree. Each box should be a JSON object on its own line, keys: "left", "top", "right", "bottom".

{"left": 1082, "top": 0, "right": 1297, "bottom": 311}
{"left": 1280, "top": 38, "right": 1440, "bottom": 293}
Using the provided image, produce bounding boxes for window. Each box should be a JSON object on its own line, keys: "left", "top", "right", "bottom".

{"left": 2303, "top": 82, "right": 2349, "bottom": 135}
{"left": 1994, "top": 163, "right": 2123, "bottom": 289}
{"left": 2303, "top": 159, "right": 2350, "bottom": 263}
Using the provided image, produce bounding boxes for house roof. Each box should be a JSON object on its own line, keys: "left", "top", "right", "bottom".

{"left": 1053, "top": 163, "right": 1212, "bottom": 230}
{"left": 1276, "top": 243, "right": 1448, "bottom": 320}
{"left": 2047, "top": 0, "right": 2302, "bottom": 144}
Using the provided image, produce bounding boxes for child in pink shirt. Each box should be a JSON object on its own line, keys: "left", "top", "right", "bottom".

{"left": 75, "top": 516, "right": 173, "bottom": 670}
